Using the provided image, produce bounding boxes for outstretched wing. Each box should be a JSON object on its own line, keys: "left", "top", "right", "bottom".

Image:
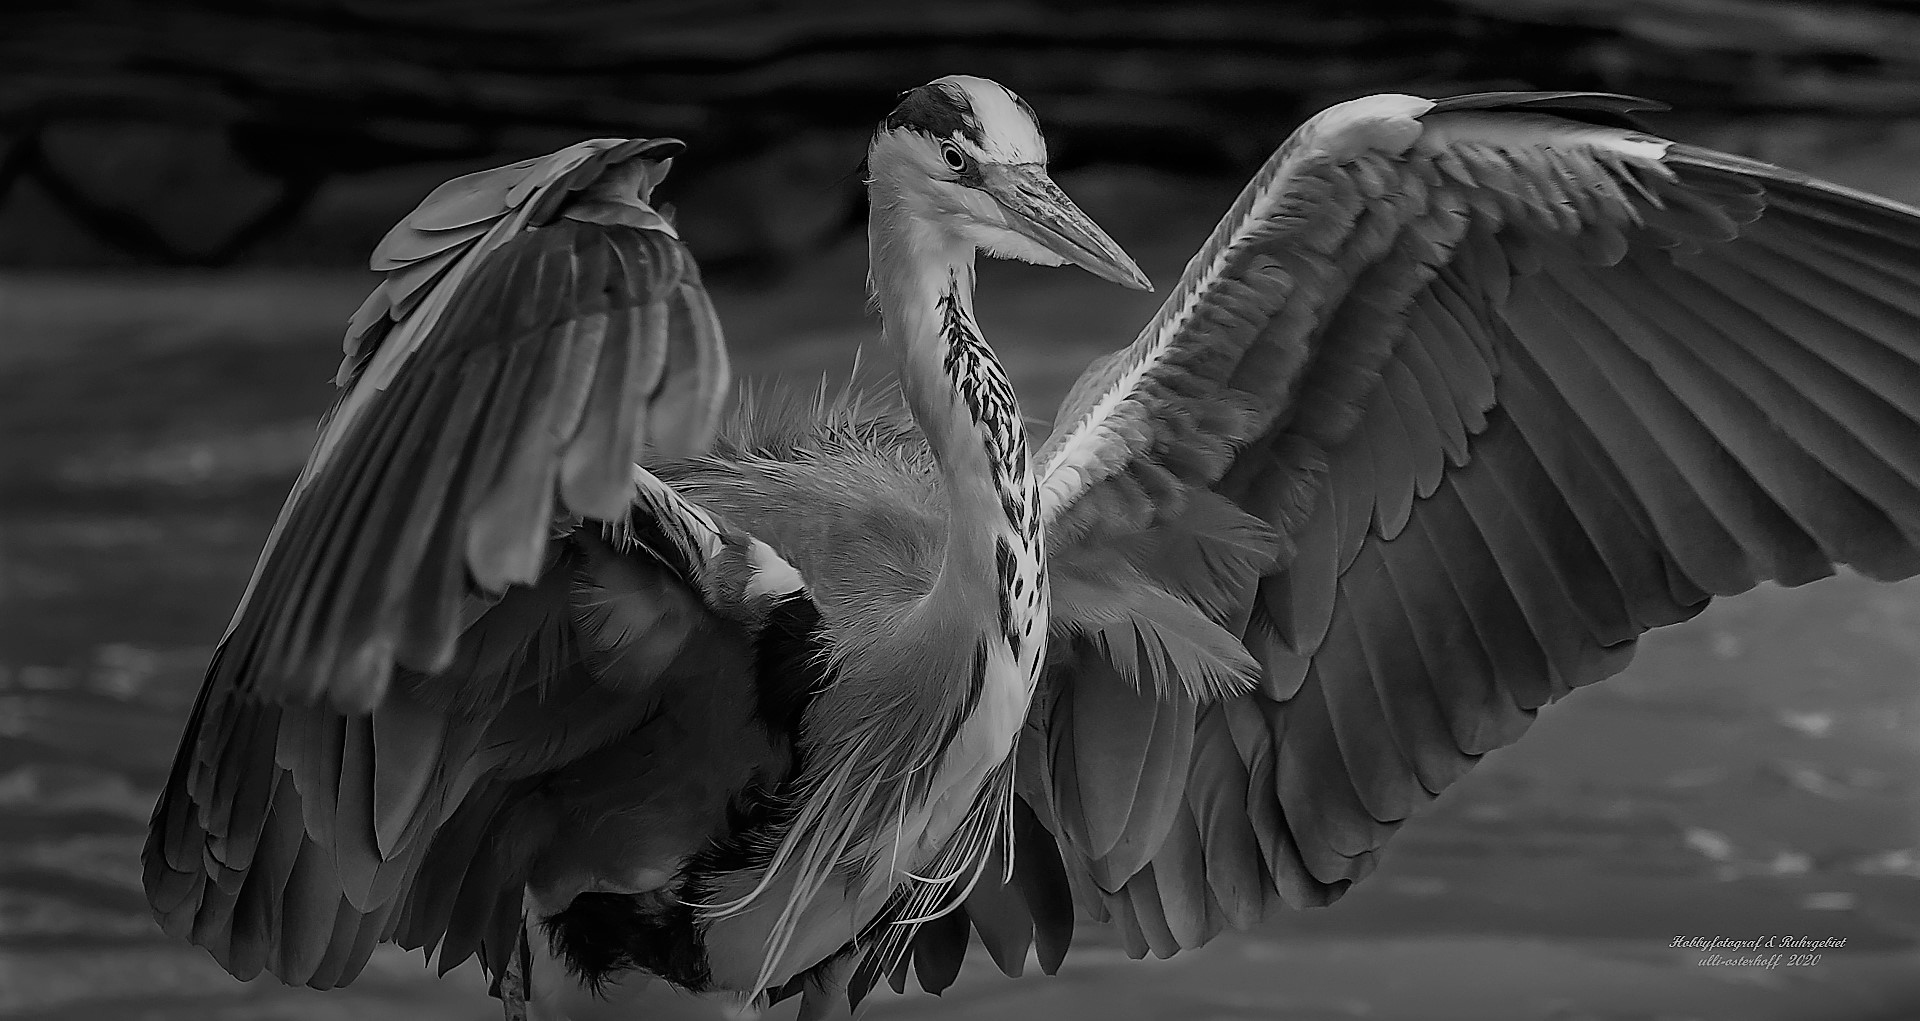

{"left": 1019, "top": 92, "right": 1920, "bottom": 958}
{"left": 145, "top": 142, "right": 770, "bottom": 992}
{"left": 218, "top": 138, "right": 730, "bottom": 711}
{"left": 145, "top": 465, "right": 818, "bottom": 990}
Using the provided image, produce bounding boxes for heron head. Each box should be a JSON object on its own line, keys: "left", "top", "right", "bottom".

{"left": 869, "top": 75, "right": 1151, "bottom": 291}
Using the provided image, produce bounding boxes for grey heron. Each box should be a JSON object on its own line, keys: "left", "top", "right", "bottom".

{"left": 146, "top": 75, "right": 1920, "bottom": 1019}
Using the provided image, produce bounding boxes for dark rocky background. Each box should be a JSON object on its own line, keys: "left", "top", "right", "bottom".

{"left": 10, "top": 0, "right": 1920, "bottom": 273}
{"left": 3, "top": 3, "right": 1920, "bottom": 1019}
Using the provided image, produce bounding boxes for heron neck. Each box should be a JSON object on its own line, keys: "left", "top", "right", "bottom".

{"left": 868, "top": 199, "right": 1040, "bottom": 624}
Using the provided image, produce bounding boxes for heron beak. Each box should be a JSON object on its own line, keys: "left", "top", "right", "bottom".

{"left": 979, "top": 164, "right": 1152, "bottom": 291}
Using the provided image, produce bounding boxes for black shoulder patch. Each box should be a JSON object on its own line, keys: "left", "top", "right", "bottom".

{"left": 543, "top": 893, "right": 711, "bottom": 993}
{"left": 753, "top": 592, "right": 827, "bottom": 742}
{"left": 884, "top": 83, "right": 982, "bottom": 143}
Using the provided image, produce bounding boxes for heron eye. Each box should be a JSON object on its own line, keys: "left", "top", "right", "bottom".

{"left": 940, "top": 141, "right": 968, "bottom": 173}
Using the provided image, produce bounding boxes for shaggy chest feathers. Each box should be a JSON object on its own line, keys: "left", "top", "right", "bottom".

{"left": 670, "top": 292, "right": 1047, "bottom": 707}
{"left": 640, "top": 274, "right": 1051, "bottom": 992}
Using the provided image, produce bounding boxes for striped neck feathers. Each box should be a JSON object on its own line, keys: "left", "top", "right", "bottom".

{"left": 867, "top": 202, "right": 1041, "bottom": 606}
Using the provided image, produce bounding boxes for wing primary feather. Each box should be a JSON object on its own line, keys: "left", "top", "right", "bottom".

{"left": 1360, "top": 369, "right": 1420, "bottom": 539}
{"left": 1011, "top": 799, "right": 1075, "bottom": 974}
{"left": 1183, "top": 706, "right": 1267, "bottom": 927}
{"left": 1701, "top": 238, "right": 1920, "bottom": 475}
{"left": 960, "top": 857, "right": 1034, "bottom": 977}
{"left": 332, "top": 899, "right": 397, "bottom": 989}
{"left": 317, "top": 368, "right": 468, "bottom": 707}
{"left": 331, "top": 716, "right": 380, "bottom": 909}
{"left": 377, "top": 362, "right": 496, "bottom": 668}
{"left": 1742, "top": 175, "right": 1920, "bottom": 251}
{"left": 1093, "top": 689, "right": 1196, "bottom": 887}
{"left": 1239, "top": 697, "right": 1338, "bottom": 907}
{"left": 1501, "top": 274, "right": 1750, "bottom": 594}
{"left": 544, "top": 311, "right": 611, "bottom": 445}
{"left": 188, "top": 851, "right": 242, "bottom": 955}
{"left": 1381, "top": 356, "right": 1448, "bottom": 499}
{"left": 303, "top": 897, "right": 365, "bottom": 990}
{"left": 223, "top": 863, "right": 274, "bottom": 981}
{"left": 280, "top": 707, "right": 348, "bottom": 856}
{"left": 650, "top": 272, "right": 731, "bottom": 456}
{"left": 398, "top": 350, "right": 524, "bottom": 668}
{"left": 1329, "top": 398, "right": 1380, "bottom": 576}
{"left": 264, "top": 375, "right": 433, "bottom": 701}
{"left": 1150, "top": 802, "right": 1218, "bottom": 949}
{"left": 1756, "top": 212, "right": 1920, "bottom": 318}
{"left": 1688, "top": 236, "right": 1920, "bottom": 419}
{"left": 393, "top": 782, "right": 509, "bottom": 961}
{"left": 274, "top": 838, "right": 338, "bottom": 984}
{"left": 1059, "top": 661, "right": 1151, "bottom": 869}
{"left": 1412, "top": 277, "right": 1497, "bottom": 432}
{"left": 909, "top": 906, "right": 969, "bottom": 995}
{"left": 1398, "top": 486, "right": 1537, "bottom": 753}
{"left": 255, "top": 779, "right": 308, "bottom": 904}
{"left": 219, "top": 782, "right": 303, "bottom": 975}
{"left": 441, "top": 343, "right": 547, "bottom": 583}
{"left": 1340, "top": 536, "right": 1482, "bottom": 792}
{"left": 560, "top": 295, "right": 665, "bottom": 519}
{"left": 1608, "top": 255, "right": 1920, "bottom": 570}
{"left": 1366, "top": 529, "right": 1486, "bottom": 793}
{"left": 1667, "top": 252, "right": 1920, "bottom": 513}
{"left": 437, "top": 835, "right": 514, "bottom": 978}
{"left": 1273, "top": 664, "right": 1392, "bottom": 877}
{"left": 370, "top": 693, "right": 448, "bottom": 859}
{"left": 1467, "top": 414, "right": 1638, "bottom": 649}
{"left": 464, "top": 319, "right": 572, "bottom": 593}
{"left": 1314, "top": 591, "right": 1421, "bottom": 823}
{"left": 202, "top": 702, "right": 279, "bottom": 873}
{"left": 1528, "top": 262, "right": 1827, "bottom": 579}
{"left": 1496, "top": 343, "right": 1711, "bottom": 620}
{"left": 1538, "top": 261, "right": 1834, "bottom": 583}
{"left": 1444, "top": 431, "right": 1608, "bottom": 704}
{"left": 1119, "top": 866, "right": 1179, "bottom": 958}
{"left": 1262, "top": 499, "right": 1336, "bottom": 695}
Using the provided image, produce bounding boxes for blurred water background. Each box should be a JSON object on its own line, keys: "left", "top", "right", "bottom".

{"left": 4, "top": 3, "right": 1920, "bottom": 1019}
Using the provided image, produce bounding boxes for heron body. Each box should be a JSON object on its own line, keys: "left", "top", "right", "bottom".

{"left": 147, "top": 75, "right": 1920, "bottom": 1019}
{"left": 658, "top": 83, "right": 1137, "bottom": 994}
